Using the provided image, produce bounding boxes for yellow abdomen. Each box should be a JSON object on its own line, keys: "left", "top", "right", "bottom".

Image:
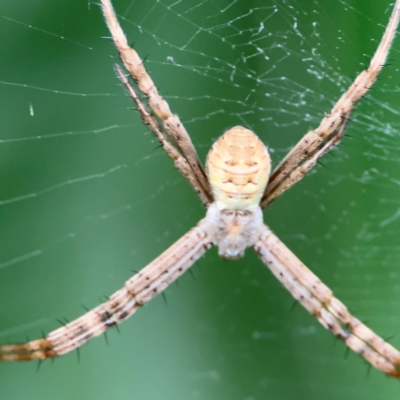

{"left": 206, "top": 126, "right": 271, "bottom": 211}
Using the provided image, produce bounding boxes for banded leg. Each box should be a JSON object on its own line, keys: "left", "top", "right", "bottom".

{"left": 261, "top": 0, "right": 400, "bottom": 208}
{"left": 101, "top": 0, "right": 212, "bottom": 205}
{"left": 0, "top": 221, "right": 213, "bottom": 361}
{"left": 115, "top": 65, "right": 211, "bottom": 206}
{"left": 254, "top": 225, "right": 400, "bottom": 377}
{"left": 262, "top": 111, "right": 351, "bottom": 207}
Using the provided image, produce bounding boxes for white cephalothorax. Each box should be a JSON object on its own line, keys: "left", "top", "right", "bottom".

{"left": 2, "top": 0, "right": 400, "bottom": 380}
{"left": 205, "top": 203, "right": 264, "bottom": 259}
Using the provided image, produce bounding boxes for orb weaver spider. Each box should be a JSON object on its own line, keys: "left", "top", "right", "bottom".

{"left": 1, "top": 0, "right": 400, "bottom": 379}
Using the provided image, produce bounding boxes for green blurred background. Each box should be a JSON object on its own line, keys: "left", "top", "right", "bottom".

{"left": 1, "top": 0, "right": 400, "bottom": 399}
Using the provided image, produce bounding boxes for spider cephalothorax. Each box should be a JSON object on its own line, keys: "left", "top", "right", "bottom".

{"left": 205, "top": 203, "right": 264, "bottom": 259}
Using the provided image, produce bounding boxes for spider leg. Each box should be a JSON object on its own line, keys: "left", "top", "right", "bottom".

{"left": 261, "top": 0, "right": 400, "bottom": 208}
{"left": 263, "top": 111, "right": 351, "bottom": 207}
{"left": 115, "top": 65, "right": 211, "bottom": 206}
{"left": 101, "top": 0, "right": 212, "bottom": 206}
{"left": 0, "top": 221, "right": 213, "bottom": 361}
{"left": 254, "top": 225, "right": 400, "bottom": 378}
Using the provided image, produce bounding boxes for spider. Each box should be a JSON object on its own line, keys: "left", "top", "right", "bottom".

{"left": 1, "top": 0, "right": 400, "bottom": 379}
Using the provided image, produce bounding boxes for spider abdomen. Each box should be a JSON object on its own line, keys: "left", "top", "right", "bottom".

{"left": 206, "top": 126, "right": 271, "bottom": 211}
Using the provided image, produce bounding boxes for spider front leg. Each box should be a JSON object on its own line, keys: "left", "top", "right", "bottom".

{"left": 261, "top": 0, "right": 400, "bottom": 208}
{"left": 101, "top": 0, "right": 212, "bottom": 206}
{"left": 0, "top": 222, "right": 213, "bottom": 361}
{"left": 254, "top": 225, "right": 400, "bottom": 378}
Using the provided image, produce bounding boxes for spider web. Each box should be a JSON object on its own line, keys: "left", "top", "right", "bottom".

{"left": 1, "top": 0, "right": 400, "bottom": 399}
